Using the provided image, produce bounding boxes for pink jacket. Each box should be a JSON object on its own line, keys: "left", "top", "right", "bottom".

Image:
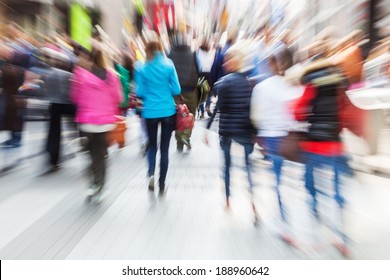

{"left": 71, "top": 66, "right": 123, "bottom": 125}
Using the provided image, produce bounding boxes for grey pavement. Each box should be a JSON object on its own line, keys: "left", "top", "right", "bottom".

{"left": 0, "top": 115, "right": 390, "bottom": 259}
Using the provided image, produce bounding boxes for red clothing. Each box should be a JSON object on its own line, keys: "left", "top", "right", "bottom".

{"left": 293, "top": 85, "right": 344, "bottom": 156}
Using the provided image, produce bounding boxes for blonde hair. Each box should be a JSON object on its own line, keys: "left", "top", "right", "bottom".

{"left": 145, "top": 41, "right": 163, "bottom": 61}
{"left": 224, "top": 41, "right": 254, "bottom": 73}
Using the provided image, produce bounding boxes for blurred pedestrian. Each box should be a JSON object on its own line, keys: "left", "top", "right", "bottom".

{"left": 169, "top": 32, "right": 199, "bottom": 152}
{"left": 294, "top": 58, "right": 352, "bottom": 256}
{"left": 205, "top": 43, "right": 256, "bottom": 210}
{"left": 135, "top": 41, "right": 181, "bottom": 196}
{"left": 71, "top": 49, "right": 123, "bottom": 202}
{"left": 208, "top": 32, "right": 236, "bottom": 117}
{"left": 251, "top": 55, "right": 298, "bottom": 242}
{"left": 41, "top": 48, "right": 75, "bottom": 173}
{"left": 114, "top": 53, "right": 133, "bottom": 116}
{"left": 0, "top": 50, "right": 28, "bottom": 149}
{"left": 196, "top": 40, "right": 214, "bottom": 119}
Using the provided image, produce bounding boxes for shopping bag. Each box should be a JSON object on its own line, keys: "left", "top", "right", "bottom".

{"left": 279, "top": 131, "right": 305, "bottom": 163}
{"left": 106, "top": 116, "right": 127, "bottom": 148}
{"left": 176, "top": 96, "right": 194, "bottom": 132}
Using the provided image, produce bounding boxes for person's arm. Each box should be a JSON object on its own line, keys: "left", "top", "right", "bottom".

{"left": 209, "top": 50, "right": 221, "bottom": 87}
{"left": 194, "top": 51, "right": 201, "bottom": 75}
{"left": 70, "top": 69, "right": 81, "bottom": 104}
{"left": 293, "top": 84, "right": 315, "bottom": 121}
{"left": 204, "top": 80, "right": 223, "bottom": 145}
{"left": 119, "top": 67, "right": 130, "bottom": 107}
{"left": 250, "top": 85, "right": 262, "bottom": 129}
{"left": 206, "top": 79, "right": 224, "bottom": 129}
{"left": 169, "top": 63, "right": 181, "bottom": 96}
{"left": 134, "top": 63, "right": 145, "bottom": 99}
{"left": 111, "top": 71, "right": 124, "bottom": 105}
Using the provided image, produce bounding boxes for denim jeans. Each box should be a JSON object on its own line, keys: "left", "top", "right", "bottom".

{"left": 145, "top": 114, "right": 175, "bottom": 187}
{"left": 304, "top": 152, "right": 353, "bottom": 244}
{"left": 304, "top": 152, "right": 351, "bottom": 216}
{"left": 259, "top": 136, "right": 287, "bottom": 222}
{"left": 220, "top": 135, "right": 254, "bottom": 200}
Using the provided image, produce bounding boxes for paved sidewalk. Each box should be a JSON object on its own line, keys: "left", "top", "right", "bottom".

{"left": 0, "top": 115, "right": 390, "bottom": 259}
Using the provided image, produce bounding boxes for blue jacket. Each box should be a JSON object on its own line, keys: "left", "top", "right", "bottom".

{"left": 210, "top": 43, "right": 232, "bottom": 87}
{"left": 135, "top": 52, "right": 181, "bottom": 119}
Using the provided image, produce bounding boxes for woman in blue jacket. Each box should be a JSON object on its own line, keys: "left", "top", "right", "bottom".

{"left": 135, "top": 41, "right": 181, "bottom": 196}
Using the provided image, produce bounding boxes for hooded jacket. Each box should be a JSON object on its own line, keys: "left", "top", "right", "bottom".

{"left": 294, "top": 59, "right": 346, "bottom": 155}
{"left": 71, "top": 66, "right": 123, "bottom": 125}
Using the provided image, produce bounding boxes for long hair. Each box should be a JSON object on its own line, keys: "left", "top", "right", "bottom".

{"left": 91, "top": 49, "right": 107, "bottom": 68}
{"left": 145, "top": 41, "right": 163, "bottom": 61}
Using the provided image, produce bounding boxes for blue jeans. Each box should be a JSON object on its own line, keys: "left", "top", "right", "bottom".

{"left": 145, "top": 114, "right": 175, "bottom": 186}
{"left": 304, "top": 152, "right": 351, "bottom": 243}
{"left": 220, "top": 135, "right": 254, "bottom": 200}
{"left": 259, "top": 136, "right": 287, "bottom": 221}
{"left": 304, "top": 152, "right": 351, "bottom": 216}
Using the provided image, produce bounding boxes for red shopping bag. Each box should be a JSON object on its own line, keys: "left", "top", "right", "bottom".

{"left": 176, "top": 96, "right": 194, "bottom": 132}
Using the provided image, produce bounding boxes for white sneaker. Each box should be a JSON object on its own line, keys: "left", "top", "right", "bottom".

{"left": 87, "top": 186, "right": 98, "bottom": 196}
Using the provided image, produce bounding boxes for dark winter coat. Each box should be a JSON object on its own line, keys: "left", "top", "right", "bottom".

{"left": 207, "top": 72, "right": 256, "bottom": 139}
{"left": 1, "top": 64, "right": 25, "bottom": 131}
{"left": 169, "top": 46, "right": 198, "bottom": 91}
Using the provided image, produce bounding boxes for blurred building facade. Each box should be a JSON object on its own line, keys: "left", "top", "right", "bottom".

{"left": 0, "top": 0, "right": 388, "bottom": 52}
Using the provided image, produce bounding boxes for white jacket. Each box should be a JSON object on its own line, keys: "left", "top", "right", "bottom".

{"left": 251, "top": 75, "right": 303, "bottom": 137}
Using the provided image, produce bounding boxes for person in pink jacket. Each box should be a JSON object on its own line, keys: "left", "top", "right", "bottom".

{"left": 71, "top": 49, "right": 123, "bottom": 202}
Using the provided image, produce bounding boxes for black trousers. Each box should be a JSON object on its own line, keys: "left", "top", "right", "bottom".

{"left": 83, "top": 132, "right": 108, "bottom": 188}
{"left": 46, "top": 103, "right": 76, "bottom": 166}
{"left": 145, "top": 114, "right": 175, "bottom": 186}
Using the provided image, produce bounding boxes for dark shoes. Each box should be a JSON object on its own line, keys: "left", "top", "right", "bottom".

{"left": 148, "top": 175, "right": 155, "bottom": 191}
{"left": 183, "top": 139, "right": 191, "bottom": 150}
{"left": 178, "top": 138, "right": 191, "bottom": 152}
{"left": 159, "top": 184, "right": 165, "bottom": 197}
{"left": 41, "top": 164, "right": 61, "bottom": 175}
{"left": 206, "top": 108, "right": 212, "bottom": 117}
{"left": 0, "top": 139, "right": 21, "bottom": 149}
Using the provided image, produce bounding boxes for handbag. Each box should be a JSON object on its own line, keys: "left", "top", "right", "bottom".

{"left": 279, "top": 131, "right": 305, "bottom": 163}
{"left": 176, "top": 95, "right": 194, "bottom": 132}
{"left": 106, "top": 116, "right": 127, "bottom": 148}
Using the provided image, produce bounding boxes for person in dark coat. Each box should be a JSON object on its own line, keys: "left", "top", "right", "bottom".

{"left": 204, "top": 42, "right": 256, "bottom": 208}
{"left": 37, "top": 48, "right": 75, "bottom": 172}
{"left": 0, "top": 53, "right": 27, "bottom": 148}
{"left": 169, "top": 33, "right": 199, "bottom": 152}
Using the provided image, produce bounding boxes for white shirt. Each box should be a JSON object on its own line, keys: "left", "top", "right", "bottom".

{"left": 80, "top": 124, "right": 116, "bottom": 133}
{"left": 196, "top": 49, "right": 215, "bottom": 73}
{"left": 251, "top": 75, "right": 303, "bottom": 137}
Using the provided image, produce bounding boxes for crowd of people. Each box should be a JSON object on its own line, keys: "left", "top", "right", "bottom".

{"left": 2, "top": 21, "right": 388, "bottom": 257}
